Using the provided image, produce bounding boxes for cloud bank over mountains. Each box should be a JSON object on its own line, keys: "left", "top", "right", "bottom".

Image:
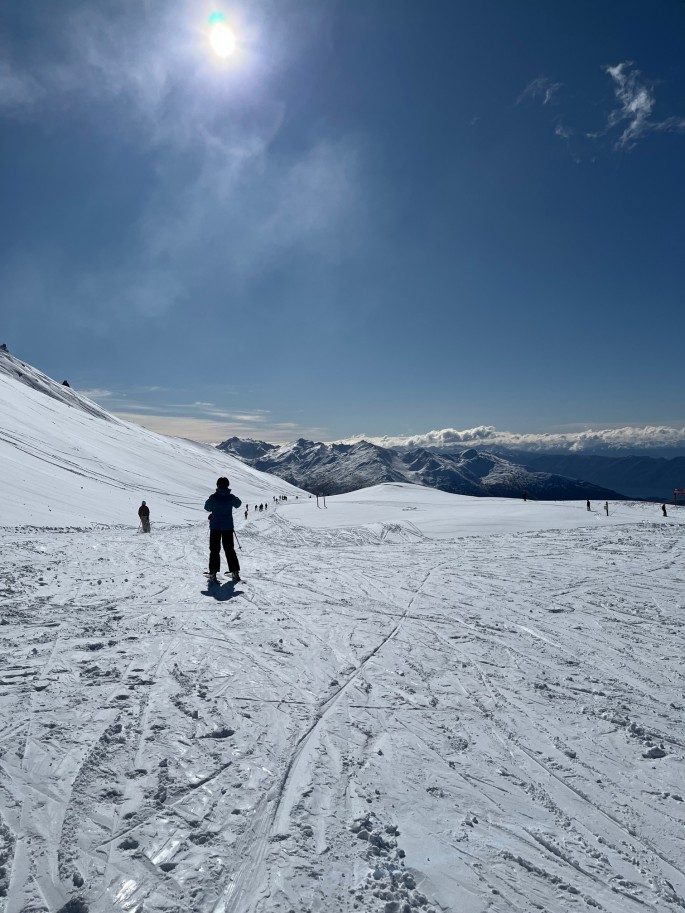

{"left": 344, "top": 425, "right": 685, "bottom": 454}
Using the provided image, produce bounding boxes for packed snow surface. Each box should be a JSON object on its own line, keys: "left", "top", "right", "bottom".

{"left": 1, "top": 487, "right": 683, "bottom": 913}
{"left": 285, "top": 483, "right": 659, "bottom": 537}
{"left": 1, "top": 351, "right": 684, "bottom": 913}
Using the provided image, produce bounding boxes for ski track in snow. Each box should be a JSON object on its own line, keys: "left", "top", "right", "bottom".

{"left": 0, "top": 507, "right": 683, "bottom": 913}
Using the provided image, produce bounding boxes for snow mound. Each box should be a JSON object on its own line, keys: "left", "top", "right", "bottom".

{"left": 0, "top": 347, "right": 303, "bottom": 527}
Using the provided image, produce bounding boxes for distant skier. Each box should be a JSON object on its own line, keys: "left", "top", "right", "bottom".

{"left": 244, "top": 508, "right": 248, "bottom": 520}
{"left": 604, "top": 501, "right": 609, "bottom": 516}
{"left": 523, "top": 490, "right": 528, "bottom": 502}
{"left": 586, "top": 500, "right": 591, "bottom": 511}
{"left": 138, "top": 500, "right": 151, "bottom": 533}
{"left": 204, "top": 477, "right": 241, "bottom": 584}
{"left": 662, "top": 503, "right": 668, "bottom": 517}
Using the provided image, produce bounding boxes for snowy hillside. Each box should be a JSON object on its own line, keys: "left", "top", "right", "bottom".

{"left": 218, "top": 436, "right": 623, "bottom": 499}
{"left": 0, "top": 346, "right": 302, "bottom": 527}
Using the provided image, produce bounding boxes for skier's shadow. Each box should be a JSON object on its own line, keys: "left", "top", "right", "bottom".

{"left": 201, "top": 581, "right": 242, "bottom": 602}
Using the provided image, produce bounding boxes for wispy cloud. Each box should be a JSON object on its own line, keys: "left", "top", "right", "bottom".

{"left": 604, "top": 61, "right": 685, "bottom": 149}
{"left": 516, "top": 75, "right": 562, "bottom": 107}
{"left": 516, "top": 62, "right": 685, "bottom": 156}
{"left": 79, "top": 387, "right": 116, "bottom": 399}
{"left": 340, "top": 425, "right": 685, "bottom": 454}
{"left": 0, "top": 1, "right": 369, "bottom": 323}
{"left": 115, "top": 411, "right": 327, "bottom": 444}
{"left": 76, "top": 383, "right": 318, "bottom": 443}
{"left": 0, "top": 59, "right": 43, "bottom": 111}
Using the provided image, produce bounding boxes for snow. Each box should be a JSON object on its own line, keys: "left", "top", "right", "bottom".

{"left": 1, "top": 352, "right": 684, "bottom": 913}
{"left": 282, "top": 482, "right": 666, "bottom": 538}
{"left": 0, "top": 348, "right": 303, "bottom": 527}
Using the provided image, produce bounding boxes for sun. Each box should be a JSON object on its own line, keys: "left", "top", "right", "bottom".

{"left": 208, "top": 12, "right": 236, "bottom": 59}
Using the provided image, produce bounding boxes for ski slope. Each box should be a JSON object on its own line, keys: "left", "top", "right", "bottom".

{"left": 0, "top": 352, "right": 683, "bottom": 913}
{"left": 283, "top": 482, "right": 662, "bottom": 538}
{"left": 0, "top": 347, "right": 302, "bottom": 527}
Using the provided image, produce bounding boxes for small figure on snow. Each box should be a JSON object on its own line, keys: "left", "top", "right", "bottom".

{"left": 244, "top": 508, "right": 248, "bottom": 520}
{"left": 204, "top": 477, "right": 241, "bottom": 584}
{"left": 138, "top": 500, "right": 151, "bottom": 533}
{"left": 586, "top": 500, "right": 591, "bottom": 512}
{"left": 662, "top": 503, "right": 668, "bottom": 517}
{"left": 523, "top": 490, "right": 528, "bottom": 502}
{"left": 604, "top": 501, "right": 609, "bottom": 516}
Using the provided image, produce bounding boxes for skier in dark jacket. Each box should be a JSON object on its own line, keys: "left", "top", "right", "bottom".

{"left": 662, "top": 503, "right": 668, "bottom": 517}
{"left": 204, "top": 477, "right": 241, "bottom": 583}
{"left": 138, "top": 501, "right": 151, "bottom": 533}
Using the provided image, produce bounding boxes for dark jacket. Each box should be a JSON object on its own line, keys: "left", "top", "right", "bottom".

{"left": 138, "top": 504, "right": 150, "bottom": 519}
{"left": 204, "top": 489, "right": 242, "bottom": 530}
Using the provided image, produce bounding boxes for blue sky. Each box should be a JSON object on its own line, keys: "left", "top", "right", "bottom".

{"left": 1, "top": 0, "right": 684, "bottom": 442}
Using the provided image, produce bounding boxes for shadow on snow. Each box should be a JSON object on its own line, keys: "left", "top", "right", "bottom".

{"left": 200, "top": 581, "right": 242, "bottom": 601}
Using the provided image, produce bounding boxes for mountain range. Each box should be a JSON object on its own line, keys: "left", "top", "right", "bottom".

{"left": 491, "top": 450, "right": 685, "bottom": 501}
{"left": 217, "top": 437, "right": 624, "bottom": 500}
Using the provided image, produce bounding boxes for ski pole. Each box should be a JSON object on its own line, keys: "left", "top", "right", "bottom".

{"left": 234, "top": 530, "right": 242, "bottom": 551}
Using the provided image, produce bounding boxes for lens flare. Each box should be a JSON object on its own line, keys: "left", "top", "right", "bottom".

{"left": 208, "top": 12, "right": 236, "bottom": 59}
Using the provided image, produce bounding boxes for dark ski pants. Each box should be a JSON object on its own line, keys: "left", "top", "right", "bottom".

{"left": 141, "top": 517, "right": 151, "bottom": 533}
{"left": 209, "top": 529, "right": 240, "bottom": 576}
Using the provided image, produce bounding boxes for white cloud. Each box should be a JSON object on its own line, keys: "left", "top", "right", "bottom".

{"left": 338, "top": 425, "right": 685, "bottom": 454}
{"left": 516, "top": 62, "right": 685, "bottom": 157}
{"left": 605, "top": 61, "right": 685, "bottom": 149}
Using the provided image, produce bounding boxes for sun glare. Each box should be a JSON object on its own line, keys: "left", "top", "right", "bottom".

{"left": 208, "top": 12, "right": 236, "bottom": 59}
